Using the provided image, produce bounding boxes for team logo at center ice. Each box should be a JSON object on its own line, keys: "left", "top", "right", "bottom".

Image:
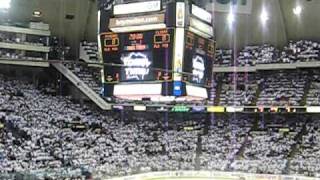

{"left": 192, "top": 55, "right": 205, "bottom": 83}
{"left": 121, "top": 52, "right": 152, "bottom": 80}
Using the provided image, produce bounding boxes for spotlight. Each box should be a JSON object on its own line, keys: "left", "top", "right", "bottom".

{"left": 227, "top": 12, "right": 235, "bottom": 25}
{"left": 33, "top": 10, "right": 42, "bottom": 17}
{"left": 260, "top": 9, "right": 269, "bottom": 24}
{"left": 293, "top": 6, "right": 302, "bottom": 15}
{"left": 0, "top": 0, "right": 11, "bottom": 9}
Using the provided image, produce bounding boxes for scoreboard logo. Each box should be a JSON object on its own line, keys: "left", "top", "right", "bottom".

{"left": 121, "top": 52, "right": 152, "bottom": 81}
{"left": 192, "top": 55, "right": 205, "bottom": 83}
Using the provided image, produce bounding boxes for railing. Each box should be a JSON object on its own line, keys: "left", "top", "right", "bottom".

{"left": 1, "top": 167, "right": 320, "bottom": 180}
{"left": 51, "top": 62, "right": 111, "bottom": 110}
{"left": 213, "top": 61, "right": 320, "bottom": 72}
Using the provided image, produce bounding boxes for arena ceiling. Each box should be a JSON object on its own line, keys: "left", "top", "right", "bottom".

{"left": 4, "top": 0, "right": 320, "bottom": 56}
{"left": 214, "top": 0, "right": 320, "bottom": 50}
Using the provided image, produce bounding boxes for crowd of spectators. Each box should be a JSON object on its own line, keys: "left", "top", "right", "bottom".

{"left": 79, "top": 41, "right": 99, "bottom": 62}
{"left": 219, "top": 73, "right": 257, "bottom": 106}
{"left": 215, "top": 49, "right": 233, "bottom": 67}
{"left": 200, "top": 115, "right": 253, "bottom": 171}
{"left": 257, "top": 71, "right": 307, "bottom": 106}
{"left": 282, "top": 40, "right": 320, "bottom": 63}
{"left": 0, "top": 74, "right": 200, "bottom": 179}
{"left": 60, "top": 63, "right": 319, "bottom": 107}
{"left": 230, "top": 115, "right": 305, "bottom": 175}
{"left": 237, "top": 44, "right": 280, "bottom": 66}
{"left": 214, "top": 41, "right": 320, "bottom": 66}
{"left": 290, "top": 118, "right": 320, "bottom": 177}
{"left": 212, "top": 70, "right": 314, "bottom": 107}
{"left": 306, "top": 70, "right": 320, "bottom": 106}
{"left": 2, "top": 73, "right": 320, "bottom": 179}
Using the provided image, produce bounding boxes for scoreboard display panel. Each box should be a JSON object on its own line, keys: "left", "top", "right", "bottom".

{"left": 101, "top": 29, "right": 174, "bottom": 83}
{"left": 183, "top": 31, "right": 215, "bottom": 87}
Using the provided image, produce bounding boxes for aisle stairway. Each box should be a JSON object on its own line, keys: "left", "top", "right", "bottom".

{"left": 253, "top": 83, "right": 262, "bottom": 106}
{"left": 301, "top": 77, "right": 312, "bottom": 106}
{"left": 214, "top": 77, "right": 223, "bottom": 105}
{"left": 286, "top": 119, "right": 308, "bottom": 173}
{"left": 66, "top": 63, "right": 102, "bottom": 94}
{"left": 194, "top": 135, "right": 202, "bottom": 170}
{"left": 51, "top": 62, "right": 111, "bottom": 110}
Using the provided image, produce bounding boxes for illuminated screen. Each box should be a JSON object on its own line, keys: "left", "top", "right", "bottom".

{"left": 183, "top": 31, "right": 215, "bottom": 87}
{"left": 101, "top": 29, "right": 174, "bottom": 83}
{"left": 120, "top": 51, "right": 153, "bottom": 81}
{"left": 113, "top": 0, "right": 161, "bottom": 15}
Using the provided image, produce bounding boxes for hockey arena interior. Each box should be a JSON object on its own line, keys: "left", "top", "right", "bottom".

{"left": 1, "top": 0, "right": 320, "bottom": 179}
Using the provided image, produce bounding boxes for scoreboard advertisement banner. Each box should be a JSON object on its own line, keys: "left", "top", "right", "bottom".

{"left": 183, "top": 30, "right": 215, "bottom": 87}
{"left": 100, "top": 29, "right": 174, "bottom": 83}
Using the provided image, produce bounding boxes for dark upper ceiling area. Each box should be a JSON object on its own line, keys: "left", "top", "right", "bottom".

{"left": 2, "top": 0, "right": 320, "bottom": 56}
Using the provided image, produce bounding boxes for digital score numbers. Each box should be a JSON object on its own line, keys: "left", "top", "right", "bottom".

{"left": 153, "top": 29, "right": 171, "bottom": 49}
{"left": 102, "top": 29, "right": 172, "bottom": 53}
{"left": 186, "top": 31, "right": 215, "bottom": 55}
{"left": 125, "top": 33, "right": 148, "bottom": 51}
{"left": 103, "top": 33, "right": 119, "bottom": 52}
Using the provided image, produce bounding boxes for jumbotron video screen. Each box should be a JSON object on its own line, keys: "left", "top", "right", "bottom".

{"left": 183, "top": 31, "right": 215, "bottom": 87}
{"left": 100, "top": 29, "right": 174, "bottom": 83}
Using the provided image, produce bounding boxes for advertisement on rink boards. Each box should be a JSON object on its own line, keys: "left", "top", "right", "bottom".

{"left": 101, "top": 29, "right": 174, "bottom": 83}
{"left": 254, "top": 174, "right": 279, "bottom": 180}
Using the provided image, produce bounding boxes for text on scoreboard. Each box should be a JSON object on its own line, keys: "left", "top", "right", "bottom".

{"left": 101, "top": 29, "right": 175, "bottom": 83}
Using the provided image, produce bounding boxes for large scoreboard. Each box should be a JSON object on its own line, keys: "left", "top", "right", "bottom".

{"left": 101, "top": 29, "right": 174, "bottom": 83}
{"left": 98, "top": 0, "right": 215, "bottom": 100}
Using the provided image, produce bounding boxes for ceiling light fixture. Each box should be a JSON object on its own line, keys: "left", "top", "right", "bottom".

{"left": 260, "top": 9, "right": 269, "bottom": 24}
{"left": 0, "top": 0, "right": 11, "bottom": 9}
{"left": 33, "top": 10, "right": 42, "bottom": 17}
{"left": 293, "top": 6, "right": 302, "bottom": 15}
{"left": 227, "top": 12, "right": 235, "bottom": 25}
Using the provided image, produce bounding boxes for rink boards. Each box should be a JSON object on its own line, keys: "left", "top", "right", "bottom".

{"left": 106, "top": 171, "right": 319, "bottom": 180}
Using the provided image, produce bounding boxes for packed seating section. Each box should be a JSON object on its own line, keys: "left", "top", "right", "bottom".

{"left": 1, "top": 74, "right": 320, "bottom": 179}
{"left": 306, "top": 70, "right": 320, "bottom": 106}
{"left": 65, "top": 63, "right": 320, "bottom": 106}
{"left": 219, "top": 73, "right": 258, "bottom": 106}
{"left": 257, "top": 71, "right": 307, "bottom": 106}
{"left": 1, "top": 40, "right": 320, "bottom": 179}
{"left": 214, "top": 70, "right": 316, "bottom": 106}
{"left": 79, "top": 41, "right": 99, "bottom": 62}
{"left": 215, "top": 40, "right": 320, "bottom": 66}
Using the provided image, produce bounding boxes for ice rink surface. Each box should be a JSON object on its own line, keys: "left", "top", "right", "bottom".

{"left": 143, "top": 177, "right": 236, "bottom": 180}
